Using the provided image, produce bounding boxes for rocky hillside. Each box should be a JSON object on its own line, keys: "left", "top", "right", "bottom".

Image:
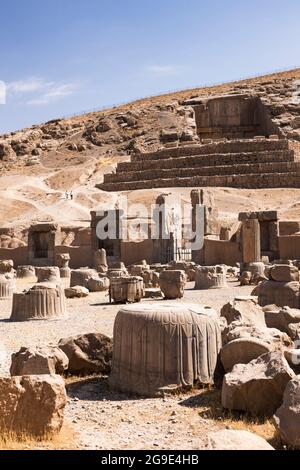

{"left": 0, "top": 68, "right": 300, "bottom": 243}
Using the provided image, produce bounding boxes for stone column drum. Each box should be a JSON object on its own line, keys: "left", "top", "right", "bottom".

{"left": 0, "top": 275, "right": 15, "bottom": 299}
{"left": 109, "top": 303, "right": 221, "bottom": 396}
{"left": 194, "top": 266, "right": 228, "bottom": 290}
{"left": 94, "top": 249, "right": 108, "bottom": 274}
{"left": 10, "top": 284, "right": 66, "bottom": 322}
{"left": 55, "top": 253, "right": 71, "bottom": 279}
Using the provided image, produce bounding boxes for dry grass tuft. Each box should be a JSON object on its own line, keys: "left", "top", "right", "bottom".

{"left": 0, "top": 424, "right": 78, "bottom": 450}
{"left": 182, "top": 386, "right": 283, "bottom": 449}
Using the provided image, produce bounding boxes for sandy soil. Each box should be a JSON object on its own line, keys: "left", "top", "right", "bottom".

{"left": 0, "top": 277, "right": 277, "bottom": 451}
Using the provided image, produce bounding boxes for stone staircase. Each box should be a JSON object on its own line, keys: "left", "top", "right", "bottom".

{"left": 97, "top": 138, "right": 300, "bottom": 192}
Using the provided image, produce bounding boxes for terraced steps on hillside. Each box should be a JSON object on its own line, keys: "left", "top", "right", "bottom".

{"left": 117, "top": 150, "right": 295, "bottom": 173}
{"left": 104, "top": 161, "right": 300, "bottom": 184}
{"left": 98, "top": 138, "right": 300, "bottom": 192}
{"left": 131, "top": 139, "right": 290, "bottom": 161}
{"left": 99, "top": 172, "right": 300, "bottom": 191}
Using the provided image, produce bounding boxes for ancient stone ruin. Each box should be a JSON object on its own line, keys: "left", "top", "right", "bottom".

{"left": 2, "top": 69, "right": 300, "bottom": 450}
{"left": 59, "top": 333, "right": 112, "bottom": 376}
{"left": 159, "top": 270, "right": 187, "bottom": 299}
{"left": 70, "top": 268, "right": 109, "bottom": 292}
{"left": 194, "top": 265, "right": 228, "bottom": 290}
{"left": 109, "top": 276, "right": 144, "bottom": 303}
{"left": 10, "top": 284, "right": 66, "bottom": 322}
{"left": 16, "top": 265, "right": 36, "bottom": 279}
{"left": 36, "top": 266, "right": 61, "bottom": 283}
{"left": 0, "top": 375, "right": 67, "bottom": 438}
{"left": 0, "top": 274, "right": 15, "bottom": 299}
{"left": 55, "top": 253, "right": 71, "bottom": 278}
{"left": 28, "top": 224, "right": 61, "bottom": 266}
{"left": 94, "top": 248, "right": 108, "bottom": 274}
{"left": 239, "top": 210, "right": 279, "bottom": 263}
{"left": 99, "top": 92, "right": 300, "bottom": 192}
{"left": 255, "top": 264, "right": 300, "bottom": 309}
{"left": 109, "top": 303, "right": 221, "bottom": 396}
{"left": 10, "top": 346, "right": 69, "bottom": 376}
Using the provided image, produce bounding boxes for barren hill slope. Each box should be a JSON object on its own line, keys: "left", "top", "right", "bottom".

{"left": 1, "top": 68, "right": 300, "bottom": 238}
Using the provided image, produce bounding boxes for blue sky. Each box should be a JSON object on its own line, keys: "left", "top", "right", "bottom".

{"left": 0, "top": 0, "right": 299, "bottom": 133}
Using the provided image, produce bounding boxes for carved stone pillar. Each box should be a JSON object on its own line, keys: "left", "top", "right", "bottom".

{"left": 241, "top": 219, "right": 261, "bottom": 264}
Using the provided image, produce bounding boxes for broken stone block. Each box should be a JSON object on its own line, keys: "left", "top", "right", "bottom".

{"left": 220, "top": 338, "right": 272, "bottom": 372}
{"left": 94, "top": 249, "right": 108, "bottom": 274}
{"left": 284, "top": 349, "right": 300, "bottom": 374}
{"left": 195, "top": 265, "right": 228, "bottom": 290}
{"left": 65, "top": 286, "right": 89, "bottom": 298}
{"left": 203, "top": 430, "right": 274, "bottom": 450}
{"left": 264, "top": 307, "right": 300, "bottom": 335}
{"left": 110, "top": 276, "right": 144, "bottom": 303}
{"left": 240, "top": 271, "right": 252, "bottom": 286}
{"left": 144, "top": 288, "right": 163, "bottom": 299}
{"left": 222, "top": 352, "right": 295, "bottom": 416}
{"left": 55, "top": 253, "right": 71, "bottom": 279}
{"left": 10, "top": 346, "right": 69, "bottom": 376}
{"left": 87, "top": 276, "right": 110, "bottom": 292}
{"left": 142, "top": 270, "right": 159, "bottom": 288}
{"left": 221, "top": 297, "right": 266, "bottom": 328}
{"left": 167, "top": 261, "right": 196, "bottom": 282}
{"left": 159, "top": 270, "right": 187, "bottom": 299}
{"left": 160, "top": 129, "right": 179, "bottom": 143}
{"left": 59, "top": 333, "right": 112, "bottom": 376}
{"left": 0, "top": 274, "right": 15, "bottom": 299}
{"left": 287, "top": 323, "right": 300, "bottom": 341}
{"left": 107, "top": 262, "right": 129, "bottom": 279}
{"left": 36, "top": 267, "right": 60, "bottom": 283}
{"left": 274, "top": 376, "right": 300, "bottom": 448}
{"left": 241, "top": 262, "right": 266, "bottom": 278}
{"left": 0, "top": 259, "right": 14, "bottom": 274}
{"left": 225, "top": 323, "right": 292, "bottom": 349}
{"left": 255, "top": 280, "right": 300, "bottom": 309}
{"left": 16, "top": 265, "right": 36, "bottom": 278}
{"left": 270, "top": 265, "right": 299, "bottom": 282}
{"left": 0, "top": 375, "right": 67, "bottom": 438}
{"left": 70, "top": 268, "right": 98, "bottom": 288}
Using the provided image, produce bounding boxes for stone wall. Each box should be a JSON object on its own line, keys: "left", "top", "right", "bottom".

{"left": 0, "top": 247, "right": 28, "bottom": 267}
{"left": 278, "top": 236, "right": 300, "bottom": 260}
{"left": 100, "top": 171, "right": 300, "bottom": 192}
{"left": 105, "top": 161, "right": 299, "bottom": 184}
{"left": 193, "top": 95, "right": 280, "bottom": 140}
{"left": 0, "top": 245, "right": 92, "bottom": 269}
{"left": 117, "top": 149, "right": 294, "bottom": 174}
{"left": 130, "top": 139, "right": 289, "bottom": 162}
{"left": 120, "top": 239, "right": 155, "bottom": 266}
{"left": 54, "top": 245, "right": 92, "bottom": 269}
{"left": 99, "top": 139, "right": 300, "bottom": 192}
{"left": 203, "top": 239, "right": 241, "bottom": 266}
{"left": 279, "top": 221, "right": 300, "bottom": 236}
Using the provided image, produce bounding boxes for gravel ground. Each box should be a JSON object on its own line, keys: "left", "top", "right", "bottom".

{"left": 0, "top": 277, "right": 255, "bottom": 450}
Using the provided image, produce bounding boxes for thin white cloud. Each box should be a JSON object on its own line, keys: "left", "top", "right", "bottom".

{"left": 5, "top": 77, "right": 81, "bottom": 106}
{"left": 27, "top": 81, "right": 81, "bottom": 106}
{"left": 7, "top": 78, "right": 53, "bottom": 94}
{"left": 145, "top": 65, "right": 178, "bottom": 76}
{"left": 44, "top": 83, "right": 79, "bottom": 99}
